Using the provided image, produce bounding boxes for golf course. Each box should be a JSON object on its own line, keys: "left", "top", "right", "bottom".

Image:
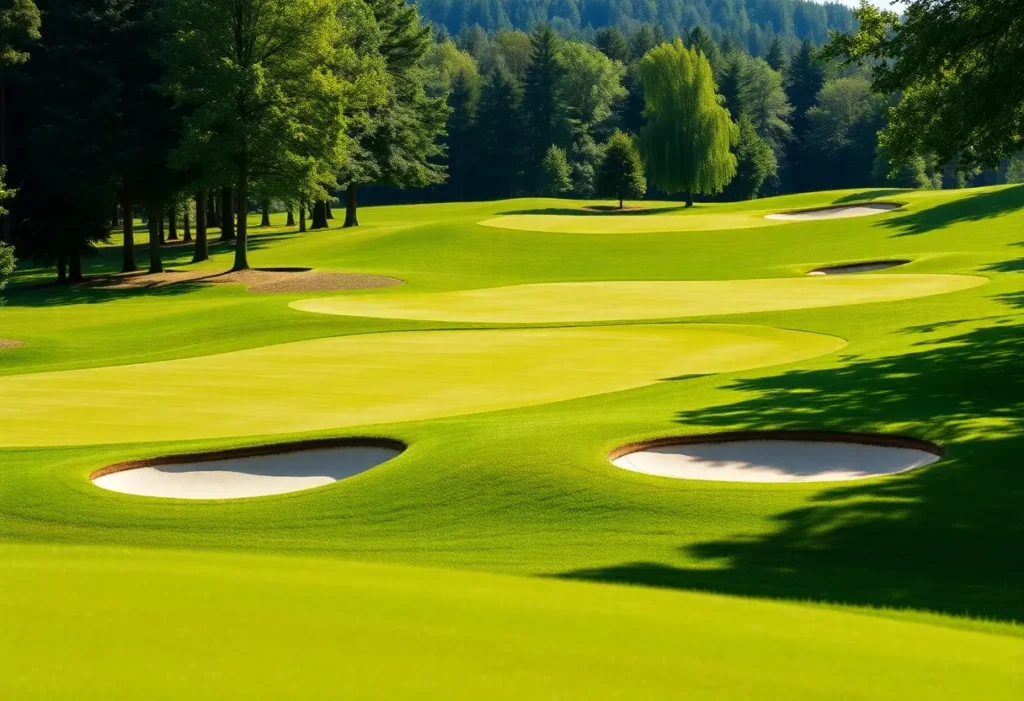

{"left": 2, "top": 185, "right": 1022, "bottom": 698}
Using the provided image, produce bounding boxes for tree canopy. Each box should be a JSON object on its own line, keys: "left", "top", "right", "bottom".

{"left": 637, "top": 40, "right": 737, "bottom": 205}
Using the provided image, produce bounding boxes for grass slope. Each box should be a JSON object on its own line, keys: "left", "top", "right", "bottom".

{"left": 2, "top": 543, "right": 1022, "bottom": 700}
{"left": 1, "top": 186, "right": 1023, "bottom": 696}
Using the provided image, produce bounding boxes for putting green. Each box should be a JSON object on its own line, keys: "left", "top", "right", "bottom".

{"left": 3, "top": 544, "right": 1021, "bottom": 701}
{"left": 293, "top": 274, "right": 987, "bottom": 324}
{"left": 0, "top": 324, "right": 845, "bottom": 447}
{"left": 481, "top": 211, "right": 779, "bottom": 233}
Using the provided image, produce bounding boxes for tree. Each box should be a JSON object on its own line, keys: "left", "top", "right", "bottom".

{"left": 162, "top": 0, "right": 347, "bottom": 271}
{"left": 541, "top": 145, "right": 571, "bottom": 196}
{"left": 0, "top": 166, "right": 14, "bottom": 299}
{"left": 823, "top": 0, "right": 1024, "bottom": 171}
{"left": 686, "top": 26, "right": 721, "bottom": 75}
{"left": 637, "top": 40, "right": 737, "bottom": 206}
{"left": 738, "top": 58, "right": 792, "bottom": 158}
{"left": 596, "top": 131, "right": 646, "bottom": 208}
{"left": 341, "top": 0, "right": 448, "bottom": 227}
{"left": 485, "top": 30, "right": 531, "bottom": 84}
{"left": 593, "top": 26, "right": 629, "bottom": 64}
{"left": 628, "top": 24, "right": 664, "bottom": 62}
{"left": 726, "top": 115, "right": 777, "bottom": 200}
{"left": 785, "top": 39, "right": 825, "bottom": 190}
{"left": 445, "top": 71, "right": 478, "bottom": 201}
{"left": 806, "top": 76, "right": 884, "bottom": 189}
{"left": 0, "top": 0, "right": 40, "bottom": 244}
{"left": 555, "top": 41, "right": 625, "bottom": 138}
{"left": 1007, "top": 157, "right": 1024, "bottom": 185}
{"left": 765, "top": 36, "right": 786, "bottom": 73}
{"left": 476, "top": 65, "right": 523, "bottom": 198}
{"left": 522, "top": 24, "right": 564, "bottom": 190}
{"left": 718, "top": 53, "right": 744, "bottom": 120}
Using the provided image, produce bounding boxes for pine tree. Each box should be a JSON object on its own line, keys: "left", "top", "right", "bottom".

{"left": 445, "top": 71, "right": 478, "bottom": 201}
{"left": 785, "top": 39, "right": 824, "bottom": 191}
{"left": 739, "top": 58, "right": 792, "bottom": 159}
{"left": 593, "top": 27, "right": 629, "bottom": 64}
{"left": 596, "top": 131, "right": 646, "bottom": 208}
{"left": 726, "top": 116, "right": 777, "bottom": 200}
{"left": 476, "top": 65, "right": 523, "bottom": 198}
{"left": 522, "top": 25, "right": 564, "bottom": 192}
{"left": 687, "top": 26, "right": 721, "bottom": 75}
{"left": 637, "top": 40, "right": 736, "bottom": 206}
{"left": 765, "top": 37, "right": 786, "bottom": 72}
{"left": 718, "top": 53, "right": 744, "bottom": 121}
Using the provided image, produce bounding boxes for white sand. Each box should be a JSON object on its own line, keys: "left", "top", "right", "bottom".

{"left": 808, "top": 260, "right": 909, "bottom": 276}
{"left": 612, "top": 440, "right": 939, "bottom": 483}
{"left": 93, "top": 446, "right": 402, "bottom": 499}
{"left": 766, "top": 204, "right": 901, "bottom": 221}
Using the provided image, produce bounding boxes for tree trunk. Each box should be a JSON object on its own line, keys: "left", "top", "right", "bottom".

{"left": 183, "top": 204, "right": 192, "bottom": 242}
{"left": 209, "top": 194, "right": 218, "bottom": 231}
{"left": 68, "top": 245, "right": 83, "bottom": 283}
{"left": 148, "top": 200, "right": 163, "bottom": 273}
{"left": 311, "top": 200, "right": 328, "bottom": 229}
{"left": 220, "top": 187, "right": 235, "bottom": 241}
{"left": 325, "top": 199, "right": 334, "bottom": 219}
{"left": 299, "top": 202, "right": 307, "bottom": 232}
{"left": 286, "top": 207, "right": 295, "bottom": 227}
{"left": 344, "top": 184, "right": 359, "bottom": 228}
{"left": 685, "top": 190, "right": 694, "bottom": 208}
{"left": 158, "top": 213, "right": 165, "bottom": 245}
{"left": 193, "top": 189, "right": 208, "bottom": 263}
{"left": 260, "top": 199, "right": 271, "bottom": 227}
{"left": 232, "top": 165, "right": 249, "bottom": 271}
{"left": 121, "top": 186, "right": 137, "bottom": 273}
{"left": 56, "top": 251, "right": 67, "bottom": 284}
{"left": 168, "top": 204, "right": 178, "bottom": 241}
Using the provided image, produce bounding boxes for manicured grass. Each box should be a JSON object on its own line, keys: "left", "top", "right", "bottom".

{"left": 0, "top": 324, "right": 843, "bottom": 446}
{"left": 1, "top": 185, "right": 1022, "bottom": 697}
{"left": 291, "top": 274, "right": 985, "bottom": 323}
{"left": 2, "top": 543, "right": 1022, "bottom": 700}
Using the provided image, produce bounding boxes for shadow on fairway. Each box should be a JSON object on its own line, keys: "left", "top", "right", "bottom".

{"left": 833, "top": 189, "right": 909, "bottom": 203}
{"left": 5, "top": 226, "right": 310, "bottom": 307}
{"left": 497, "top": 205, "right": 692, "bottom": 217}
{"left": 557, "top": 316, "right": 1024, "bottom": 623}
{"left": 880, "top": 184, "right": 1024, "bottom": 237}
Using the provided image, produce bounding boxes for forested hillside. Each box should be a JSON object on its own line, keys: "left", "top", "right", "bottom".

{"left": 419, "top": 0, "right": 857, "bottom": 55}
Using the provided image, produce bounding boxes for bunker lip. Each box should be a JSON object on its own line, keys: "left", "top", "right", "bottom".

{"left": 90, "top": 437, "right": 406, "bottom": 499}
{"left": 808, "top": 259, "right": 911, "bottom": 276}
{"left": 609, "top": 431, "right": 943, "bottom": 483}
{"left": 766, "top": 203, "right": 903, "bottom": 221}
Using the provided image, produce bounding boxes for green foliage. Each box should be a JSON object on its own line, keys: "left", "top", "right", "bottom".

{"left": 686, "top": 26, "right": 721, "bottom": 75}
{"left": 737, "top": 57, "right": 792, "bottom": 158}
{"left": 476, "top": 65, "right": 523, "bottom": 197}
{"left": 785, "top": 39, "right": 826, "bottom": 190}
{"left": 522, "top": 25, "right": 565, "bottom": 189}
{"left": 823, "top": 1, "right": 1024, "bottom": 170}
{"left": 482, "top": 30, "right": 532, "bottom": 84}
{"left": 541, "top": 145, "right": 572, "bottom": 196}
{"left": 0, "top": 0, "right": 40, "bottom": 69}
{"left": 555, "top": 41, "right": 625, "bottom": 135}
{"left": 568, "top": 135, "right": 604, "bottom": 198}
{"left": 726, "top": 116, "right": 778, "bottom": 200}
{"left": 445, "top": 71, "right": 478, "bottom": 201}
{"left": 593, "top": 26, "right": 629, "bottom": 64}
{"left": 424, "top": 40, "right": 479, "bottom": 97}
{"left": 596, "top": 130, "right": 646, "bottom": 206}
{"left": 765, "top": 37, "right": 786, "bottom": 73}
{"left": 1007, "top": 157, "right": 1024, "bottom": 185}
{"left": 806, "top": 76, "right": 884, "bottom": 190}
{"left": 0, "top": 240, "right": 11, "bottom": 300}
{"left": 637, "top": 40, "right": 737, "bottom": 203}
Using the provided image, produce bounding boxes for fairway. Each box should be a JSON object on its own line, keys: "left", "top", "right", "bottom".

{"left": 3, "top": 543, "right": 1021, "bottom": 701}
{"left": 292, "top": 274, "right": 986, "bottom": 323}
{"left": 480, "top": 210, "right": 783, "bottom": 233}
{"left": 0, "top": 324, "right": 844, "bottom": 447}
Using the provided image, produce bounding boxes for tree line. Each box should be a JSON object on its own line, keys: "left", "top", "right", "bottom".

{"left": 0, "top": 0, "right": 1022, "bottom": 287}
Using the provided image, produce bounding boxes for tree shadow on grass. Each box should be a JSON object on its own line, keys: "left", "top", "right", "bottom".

{"left": 5, "top": 227, "right": 314, "bottom": 308}
{"left": 558, "top": 317, "right": 1024, "bottom": 623}
{"left": 833, "top": 189, "right": 910, "bottom": 203}
{"left": 877, "top": 184, "right": 1024, "bottom": 237}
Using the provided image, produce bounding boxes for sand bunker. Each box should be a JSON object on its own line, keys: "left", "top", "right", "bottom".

{"left": 766, "top": 203, "right": 902, "bottom": 221}
{"left": 91, "top": 439, "right": 404, "bottom": 499}
{"left": 808, "top": 260, "right": 911, "bottom": 276}
{"left": 94, "top": 268, "right": 402, "bottom": 294}
{"left": 0, "top": 339, "right": 25, "bottom": 351}
{"left": 610, "top": 432, "right": 941, "bottom": 483}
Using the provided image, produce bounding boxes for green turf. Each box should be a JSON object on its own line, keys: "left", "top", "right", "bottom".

{"left": 291, "top": 274, "right": 985, "bottom": 323}
{"left": 2, "top": 543, "right": 1021, "bottom": 700}
{"left": 0, "top": 323, "right": 843, "bottom": 446}
{"left": 1, "top": 185, "right": 1022, "bottom": 698}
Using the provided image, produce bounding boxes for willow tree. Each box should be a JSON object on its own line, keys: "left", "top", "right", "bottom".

{"left": 637, "top": 40, "right": 736, "bottom": 207}
{"left": 163, "top": 0, "right": 346, "bottom": 271}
